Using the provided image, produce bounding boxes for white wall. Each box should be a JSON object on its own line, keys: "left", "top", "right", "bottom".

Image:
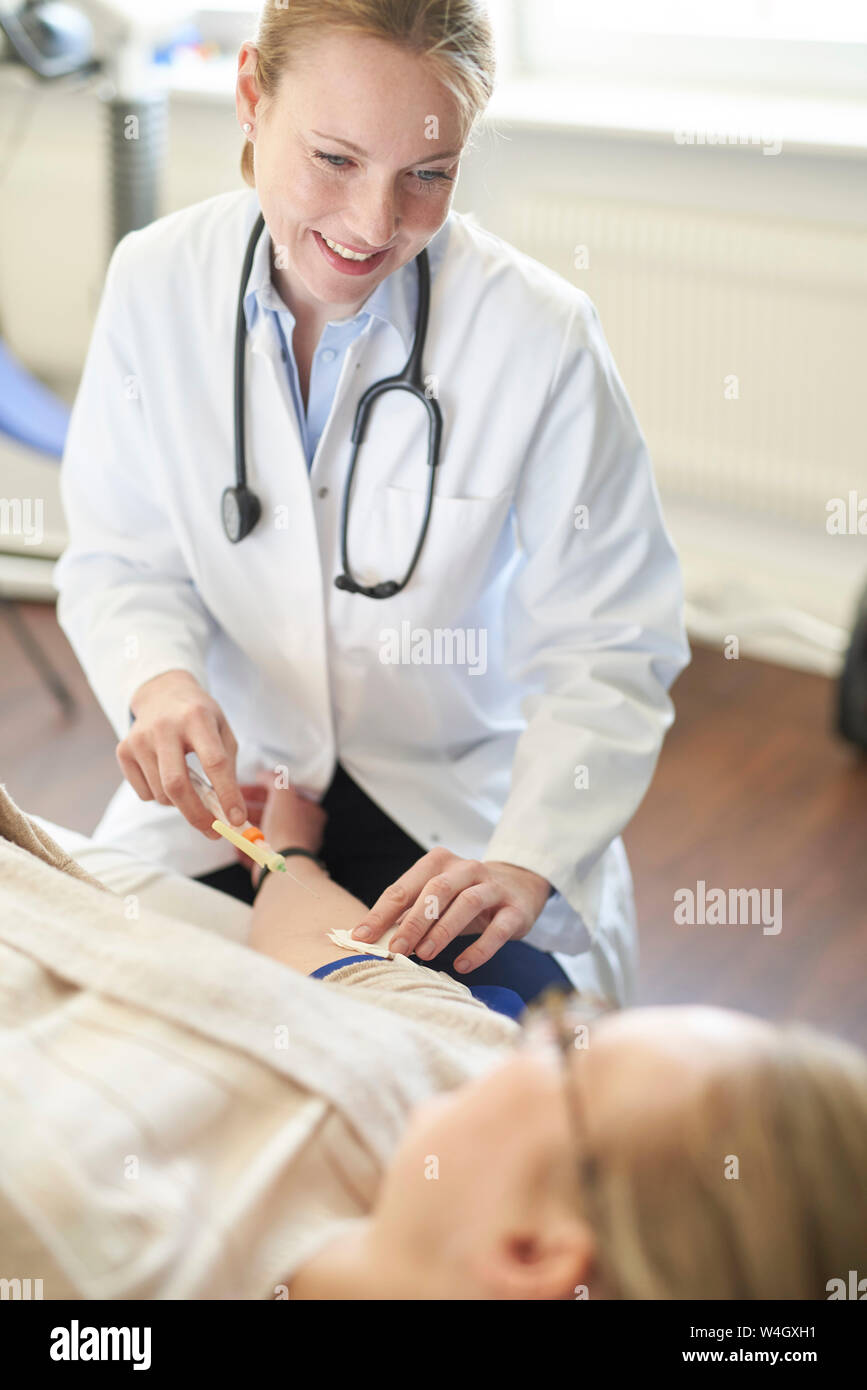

{"left": 4, "top": 76, "right": 864, "bottom": 390}
{"left": 1, "top": 72, "right": 864, "bottom": 668}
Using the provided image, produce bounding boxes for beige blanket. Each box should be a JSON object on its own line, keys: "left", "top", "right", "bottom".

{"left": 0, "top": 783, "right": 519, "bottom": 1297}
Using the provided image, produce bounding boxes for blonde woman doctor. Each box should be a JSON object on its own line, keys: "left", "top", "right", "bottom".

{"left": 54, "top": 0, "right": 689, "bottom": 1007}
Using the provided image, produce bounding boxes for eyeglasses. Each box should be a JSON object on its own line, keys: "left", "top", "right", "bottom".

{"left": 520, "top": 987, "right": 618, "bottom": 1195}
{"left": 521, "top": 986, "right": 617, "bottom": 1057}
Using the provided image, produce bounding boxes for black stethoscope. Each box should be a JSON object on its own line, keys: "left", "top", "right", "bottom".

{"left": 222, "top": 212, "right": 443, "bottom": 599}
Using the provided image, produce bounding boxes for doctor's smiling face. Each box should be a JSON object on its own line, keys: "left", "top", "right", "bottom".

{"left": 236, "top": 29, "right": 465, "bottom": 327}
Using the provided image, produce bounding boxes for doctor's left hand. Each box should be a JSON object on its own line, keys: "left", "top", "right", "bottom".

{"left": 351, "top": 849, "right": 551, "bottom": 973}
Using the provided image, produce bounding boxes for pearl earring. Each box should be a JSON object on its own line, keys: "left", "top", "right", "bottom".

{"left": 242, "top": 123, "right": 253, "bottom": 135}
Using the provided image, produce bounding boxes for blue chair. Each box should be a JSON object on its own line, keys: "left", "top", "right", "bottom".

{"left": 0, "top": 337, "right": 70, "bottom": 457}
{"left": 0, "top": 335, "right": 76, "bottom": 711}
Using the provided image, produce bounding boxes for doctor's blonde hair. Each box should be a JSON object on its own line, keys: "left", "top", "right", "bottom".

{"left": 240, "top": 0, "right": 496, "bottom": 187}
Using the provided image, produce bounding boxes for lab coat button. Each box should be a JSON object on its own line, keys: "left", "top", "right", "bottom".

{"left": 317, "top": 486, "right": 329, "bottom": 498}
{"left": 320, "top": 348, "right": 337, "bottom": 363}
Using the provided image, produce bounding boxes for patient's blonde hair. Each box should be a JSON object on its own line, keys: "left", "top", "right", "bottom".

{"left": 239, "top": 0, "right": 496, "bottom": 188}
{"left": 579, "top": 1024, "right": 867, "bottom": 1299}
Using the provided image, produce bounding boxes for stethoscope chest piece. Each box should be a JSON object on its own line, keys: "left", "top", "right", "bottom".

{"left": 222, "top": 484, "right": 261, "bottom": 544}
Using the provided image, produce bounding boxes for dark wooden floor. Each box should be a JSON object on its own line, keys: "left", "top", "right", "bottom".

{"left": 2, "top": 603, "right": 866, "bottom": 1046}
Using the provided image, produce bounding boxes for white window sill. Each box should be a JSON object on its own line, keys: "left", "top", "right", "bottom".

{"left": 484, "top": 79, "right": 867, "bottom": 159}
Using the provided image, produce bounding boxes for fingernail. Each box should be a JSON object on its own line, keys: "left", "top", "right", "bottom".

{"left": 416, "top": 941, "right": 433, "bottom": 959}
{"left": 390, "top": 938, "right": 405, "bottom": 956}
{"left": 229, "top": 807, "right": 246, "bottom": 826}
{"left": 353, "top": 926, "right": 374, "bottom": 941}
{"left": 455, "top": 959, "right": 470, "bottom": 973}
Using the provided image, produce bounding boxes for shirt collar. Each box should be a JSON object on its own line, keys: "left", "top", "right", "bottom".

{"left": 242, "top": 214, "right": 452, "bottom": 355}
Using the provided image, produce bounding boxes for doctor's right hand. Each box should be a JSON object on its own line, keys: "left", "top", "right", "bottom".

{"left": 117, "top": 669, "right": 246, "bottom": 838}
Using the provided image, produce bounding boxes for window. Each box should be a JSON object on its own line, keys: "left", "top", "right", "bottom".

{"left": 510, "top": 0, "right": 867, "bottom": 96}
{"left": 182, "top": 2, "right": 867, "bottom": 116}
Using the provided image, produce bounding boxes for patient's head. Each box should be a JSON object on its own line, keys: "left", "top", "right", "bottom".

{"left": 369, "top": 1004, "right": 867, "bottom": 1300}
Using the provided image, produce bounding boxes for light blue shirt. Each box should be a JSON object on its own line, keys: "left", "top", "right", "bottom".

{"left": 243, "top": 231, "right": 417, "bottom": 469}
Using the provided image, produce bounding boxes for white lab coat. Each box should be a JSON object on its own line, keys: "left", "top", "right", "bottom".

{"left": 54, "top": 188, "right": 690, "bottom": 1004}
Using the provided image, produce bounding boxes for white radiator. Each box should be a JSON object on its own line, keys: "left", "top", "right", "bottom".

{"left": 508, "top": 194, "right": 865, "bottom": 521}
{"left": 492, "top": 194, "right": 867, "bottom": 672}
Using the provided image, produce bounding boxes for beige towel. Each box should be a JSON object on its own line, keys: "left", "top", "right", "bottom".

{"left": 0, "top": 781, "right": 519, "bottom": 1296}
{"left": 0, "top": 781, "right": 109, "bottom": 891}
{"left": 0, "top": 782, "right": 517, "bottom": 1161}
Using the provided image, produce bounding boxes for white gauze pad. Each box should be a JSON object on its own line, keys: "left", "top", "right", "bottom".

{"left": 326, "top": 924, "right": 406, "bottom": 959}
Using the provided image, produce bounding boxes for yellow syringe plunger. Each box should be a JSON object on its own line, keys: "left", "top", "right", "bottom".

{"left": 211, "top": 818, "right": 276, "bottom": 870}
{"left": 210, "top": 820, "right": 318, "bottom": 897}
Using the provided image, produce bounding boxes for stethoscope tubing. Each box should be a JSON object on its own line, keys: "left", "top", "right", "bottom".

{"left": 231, "top": 210, "right": 443, "bottom": 598}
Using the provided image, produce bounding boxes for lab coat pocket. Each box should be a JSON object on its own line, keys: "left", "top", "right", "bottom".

{"left": 382, "top": 485, "right": 514, "bottom": 619}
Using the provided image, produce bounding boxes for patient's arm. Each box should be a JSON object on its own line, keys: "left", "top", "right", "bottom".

{"left": 247, "top": 854, "right": 377, "bottom": 975}
{"left": 243, "top": 778, "right": 406, "bottom": 974}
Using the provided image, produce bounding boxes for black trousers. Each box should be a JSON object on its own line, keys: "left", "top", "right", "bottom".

{"left": 195, "top": 762, "right": 571, "bottom": 1004}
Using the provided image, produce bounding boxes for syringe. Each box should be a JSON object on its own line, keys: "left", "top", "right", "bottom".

{"left": 187, "top": 767, "right": 320, "bottom": 897}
